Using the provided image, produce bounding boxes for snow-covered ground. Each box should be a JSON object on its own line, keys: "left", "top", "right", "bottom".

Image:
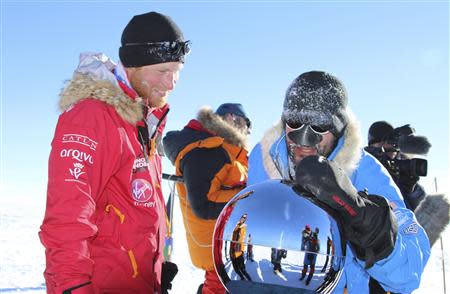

{"left": 223, "top": 244, "right": 334, "bottom": 290}
{"left": 0, "top": 190, "right": 449, "bottom": 293}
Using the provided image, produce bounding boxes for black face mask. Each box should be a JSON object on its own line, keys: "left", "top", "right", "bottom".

{"left": 287, "top": 125, "right": 324, "bottom": 147}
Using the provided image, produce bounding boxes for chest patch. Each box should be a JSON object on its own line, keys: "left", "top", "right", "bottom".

{"left": 132, "top": 154, "right": 149, "bottom": 173}
{"left": 131, "top": 179, "right": 153, "bottom": 203}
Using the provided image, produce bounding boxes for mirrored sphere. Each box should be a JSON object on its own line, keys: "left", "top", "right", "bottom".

{"left": 213, "top": 180, "right": 345, "bottom": 293}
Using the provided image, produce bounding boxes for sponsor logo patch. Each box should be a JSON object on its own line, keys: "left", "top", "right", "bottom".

{"left": 69, "top": 162, "right": 85, "bottom": 179}
{"left": 60, "top": 149, "right": 94, "bottom": 164}
{"left": 394, "top": 210, "right": 409, "bottom": 227}
{"left": 403, "top": 222, "right": 419, "bottom": 235}
{"left": 131, "top": 179, "right": 153, "bottom": 203}
{"left": 332, "top": 194, "right": 357, "bottom": 217}
{"left": 62, "top": 134, "right": 98, "bottom": 150}
{"left": 132, "top": 154, "right": 149, "bottom": 173}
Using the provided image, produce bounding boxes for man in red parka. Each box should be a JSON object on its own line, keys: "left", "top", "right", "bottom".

{"left": 39, "top": 11, "right": 190, "bottom": 294}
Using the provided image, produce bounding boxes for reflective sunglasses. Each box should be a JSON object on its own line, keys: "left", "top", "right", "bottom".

{"left": 285, "top": 121, "right": 330, "bottom": 135}
{"left": 123, "top": 40, "right": 192, "bottom": 57}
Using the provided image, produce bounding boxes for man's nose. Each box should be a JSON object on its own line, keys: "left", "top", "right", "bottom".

{"left": 163, "top": 71, "right": 177, "bottom": 90}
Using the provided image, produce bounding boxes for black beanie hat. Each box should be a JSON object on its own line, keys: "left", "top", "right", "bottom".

{"left": 282, "top": 71, "right": 348, "bottom": 137}
{"left": 119, "top": 12, "right": 187, "bottom": 67}
{"left": 368, "top": 121, "right": 394, "bottom": 145}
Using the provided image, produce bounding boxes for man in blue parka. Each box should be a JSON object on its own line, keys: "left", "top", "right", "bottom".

{"left": 248, "top": 71, "right": 430, "bottom": 293}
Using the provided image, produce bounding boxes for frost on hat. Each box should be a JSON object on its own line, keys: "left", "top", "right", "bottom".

{"left": 282, "top": 71, "right": 348, "bottom": 137}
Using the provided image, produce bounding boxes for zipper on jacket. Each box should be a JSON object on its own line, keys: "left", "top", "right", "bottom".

{"left": 104, "top": 204, "right": 139, "bottom": 278}
{"left": 105, "top": 204, "right": 125, "bottom": 224}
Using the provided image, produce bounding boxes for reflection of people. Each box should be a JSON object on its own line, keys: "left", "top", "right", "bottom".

{"left": 39, "top": 12, "right": 189, "bottom": 294}
{"left": 246, "top": 234, "right": 254, "bottom": 262}
{"left": 300, "top": 227, "right": 320, "bottom": 285}
{"left": 230, "top": 214, "right": 252, "bottom": 281}
{"left": 301, "top": 224, "right": 312, "bottom": 251}
{"left": 271, "top": 248, "right": 287, "bottom": 273}
{"left": 248, "top": 71, "right": 430, "bottom": 293}
{"left": 163, "top": 103, "right": 250, "bottom": 294}
{"left": 321, "top": 236, "right": 332, "bottom": 272}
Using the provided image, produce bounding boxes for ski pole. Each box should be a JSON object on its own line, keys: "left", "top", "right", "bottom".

{"left": 163, "top": 173, "right": 184, "bottom": 183}
{"left": 163, "top": 174, "right": 183, "bottom": 261}
{"left": 434, "top": 177, "right": 447, "bottom": 294}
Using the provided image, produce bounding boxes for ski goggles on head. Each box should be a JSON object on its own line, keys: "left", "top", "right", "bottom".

{"left": 120, "top": 40, "right": 192, "bottom": 66}
{"left": 124, "top": 40, "right": 191, "bottom": 55}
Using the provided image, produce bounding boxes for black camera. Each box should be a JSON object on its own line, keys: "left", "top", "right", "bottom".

{"left": 366, "top": 123, "right": 431, "bottom": 180}
{"left": 365, "top": 146, "right": 428, "bottom": 178}
{"left": 387, "top": 158, "right": 428, "bottom": 178}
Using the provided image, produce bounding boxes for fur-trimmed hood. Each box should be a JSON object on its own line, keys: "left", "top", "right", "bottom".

{"left": 256, "top": 111, "right": 450, "bottom": 247}
{"left": 196, "top": 106, "right": 248, "bottom": 149}
{"left": 163, "top": 106, "right": 249, "bottom": 165}
{"left": 259, "top": 108, "right": 362, "bottom": 179}
{"left": 415, "top": 193, "right": 450, "bottom": 246}
{"left": 58, "top": 52, "right": 143, "bottom": 125}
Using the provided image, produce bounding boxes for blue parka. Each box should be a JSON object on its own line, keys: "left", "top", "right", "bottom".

{"left": 248, "top": 117, "right": 430, "bottom": 293}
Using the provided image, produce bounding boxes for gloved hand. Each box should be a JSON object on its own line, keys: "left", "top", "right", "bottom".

{"left": 294, "top": 155, "right": 398, "bottom": 269}
{"left": 398, "top": 173, "right": 419, "bottom": 195}
{"left": 161, "top": 261, "right": 178, "bottom": 294}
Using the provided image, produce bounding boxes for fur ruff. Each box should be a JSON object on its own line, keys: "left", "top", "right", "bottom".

{"left": 59, "top": 73, "right": 143, "bottom": 125}
{"left": 260, "top": 121, "right": 284, "bottom": 179}
{"left": 259, "top": 108, "right": 362, "bottom": 178}
{"left": 197, "top": 107, "right": 248, "bottom": 149}
{"left": 415, "top": 193, "right": 450, "bottom": 246}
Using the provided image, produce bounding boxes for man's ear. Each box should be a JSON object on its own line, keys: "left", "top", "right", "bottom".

{"left": 124, "top": 67, "right": 137, "bottom": 78}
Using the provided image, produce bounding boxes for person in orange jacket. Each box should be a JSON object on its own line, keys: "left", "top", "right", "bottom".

{"left": 230, "top": 214, "right": 252, "bottom": 281}
{"left": 163, "top": 103, "right": 251, "bottom": 294}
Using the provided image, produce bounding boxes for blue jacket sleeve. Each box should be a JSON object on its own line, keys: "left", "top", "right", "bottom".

{"left": 353, "top": 152, "right": 430, "bottom": 293}
{"left": 364, "top": 208, "right": 430, "bottom": 293}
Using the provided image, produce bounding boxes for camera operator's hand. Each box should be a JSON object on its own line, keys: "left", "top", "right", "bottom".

{"left": 293, "top": 155, "right": 398, "bottom": 269}
{"left": 398, "top": 174, "right": 419, "bottom": 195}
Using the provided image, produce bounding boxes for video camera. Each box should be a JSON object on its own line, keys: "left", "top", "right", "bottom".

{"left": 385, "top": 157, "right": 428, "bottom": 178}
{"left": 367, "top": 124, "right": 431, "bottom": 178}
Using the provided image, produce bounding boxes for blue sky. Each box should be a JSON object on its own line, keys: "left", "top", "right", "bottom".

{"left": 1, "top": 1, "right": 448, "bottom": 203}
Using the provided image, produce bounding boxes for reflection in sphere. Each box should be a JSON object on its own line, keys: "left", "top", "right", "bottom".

{"left": 213, "top": 180, "right": 345, "bottom": 293}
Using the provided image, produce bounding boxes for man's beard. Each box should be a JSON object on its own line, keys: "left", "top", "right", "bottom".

{"left": 287, "top": 143, "right": 333, "bottom": 179}
{"left": 146, "top": 95, "right": 167, "bottom": 108}
{"left": 132, "top": 80, "right": 168, "bottom": 108}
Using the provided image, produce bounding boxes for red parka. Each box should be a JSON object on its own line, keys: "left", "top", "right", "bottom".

{"left": 39, "top": 57, "right": 167, "bottom": 294}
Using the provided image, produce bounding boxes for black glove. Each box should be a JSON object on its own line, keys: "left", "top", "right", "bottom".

{"left": 294, "top": 155, "right": 398, "bottom": 269}
{"left": 398, "top": 173, "right": 419, "bottom": 195}
{"left": 161, "top": 261, "right": 178, "bottom": 294}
